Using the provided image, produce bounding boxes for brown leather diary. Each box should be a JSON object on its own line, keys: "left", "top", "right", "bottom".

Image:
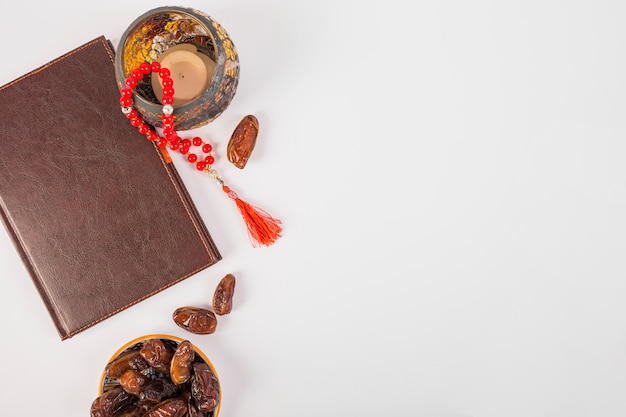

{"left": 0, "top": 36, "right": 221, "bottom": 340}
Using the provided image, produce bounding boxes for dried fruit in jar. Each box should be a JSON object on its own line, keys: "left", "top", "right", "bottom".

{"left": 170, "top": 340, "right": 195, "bottom": 385}
{"left": 190, "top": 362, "right": 221, "bottom": 413}
{"left": 104, "top": 350, "right": 148, "bottom": 378}
{"left": 212, "top": 273, "right": 236, "bottom": 315}
{"left": 119, "top": 369, "right": 149, "bottom": 396}
{"left": 172, "top": 306, "right": 217, "bottom": 335}
{"left": 142, "top": 398, "right": 187, "bottom": 417}
{"left": 227, "top": 114, "right": 259, "bottom": 169}
{"left": 140, "top": 338, "right": 174, "bottom": 373}
{"left": 90, "top": 386, "right": 135, "bottom": 417}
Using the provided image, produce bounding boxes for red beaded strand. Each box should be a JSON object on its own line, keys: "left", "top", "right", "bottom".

{"left": 119, "top": 61, "right": 283, "bottom": 247}
{"left": 119, "top": 61, "right": 215, "bottom": 171}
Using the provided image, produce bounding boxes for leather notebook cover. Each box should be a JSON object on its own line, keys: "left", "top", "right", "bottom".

{"left": 0, "top": 36, "right": 222, "bottom": 340}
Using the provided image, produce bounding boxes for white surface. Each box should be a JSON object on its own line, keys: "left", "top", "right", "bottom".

{"left": 1, "top": 1, "right": 626, "bottom": 416}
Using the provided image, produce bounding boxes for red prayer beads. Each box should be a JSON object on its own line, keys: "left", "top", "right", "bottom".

{"left": 120, "top": 61, "right": 214, "bottom": 172}
{"left": 119, "top": 62, "right": 283, "bottom": 247}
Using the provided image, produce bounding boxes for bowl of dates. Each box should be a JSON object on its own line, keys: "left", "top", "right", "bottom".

{"left": 92, "top": 334, "right": 220, "bottom": 417}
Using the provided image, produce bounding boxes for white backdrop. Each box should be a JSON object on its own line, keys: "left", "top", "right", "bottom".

{"left": 1, "top": 1, "right": 626, "bottom": 416}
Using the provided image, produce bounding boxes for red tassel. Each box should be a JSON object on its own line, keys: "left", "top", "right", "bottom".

{"left": 223, "top": 185, "right": 282, "bottom": 247}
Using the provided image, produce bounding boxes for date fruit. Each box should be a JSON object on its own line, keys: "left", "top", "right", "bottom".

{"left": 139, "top": 378, "right": 181, "bottom": 404}
{"left": 114, "top": 404, "right": 147, "bottom": 417}
{"left": 227, "top": 114, "right": 259, "bottom": 169}
{"left": 105, "top": 350, "right": 148, "bottom": 378}
{"left": 172, "top": 306, "right": 217, "bottom": 335}
{"left": 140, "top": 338, "right": 174, "bottom": 373}
{"left": 119, "top": 369, "right": 149, "bottom": 396}
{"left": 191, "top": 362, "right": 220, "bottom": 413}
{"left": 212, "top": 273, "right": 236, "bottom": 315}
{"left": 143, "top": 398, "right": 187, "bottom": 417}
{"left": 90, "top": 386, "right": 135, "bottom": 417}
{"left": 182, "top": 391, "right": 204, "bottom": 417}
{"left": 170, "top": 340, "right": 195, "bottom": 385}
